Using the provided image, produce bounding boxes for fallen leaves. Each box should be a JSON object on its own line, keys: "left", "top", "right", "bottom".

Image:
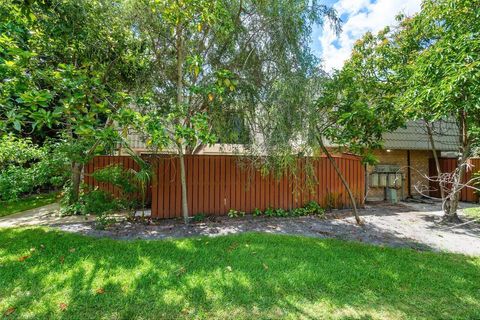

{"left": 227, "top": 242, "right": 238, "bottom": 252}
{"left": 226, "top": 266, "right": 233, "bottom": 272}
{"left": 18, "top": 255, "right": 30, "bottom": 262}
{"left": 96, "top": 288, "right": 105, "bottom": 295}
{"left": 59, "top": 303, "right": 68, "bottom": 311}
{"left": 4, "top": 307, "right": 15, "bottom": 316}
{"left": 59, "top": 256, "right": 65, "bottom": 264}
{"left": 69, "top": 248, "right": 76, "bottom": 253}
{"left": 175, "top": 267, "right": 186, "bottom": 277}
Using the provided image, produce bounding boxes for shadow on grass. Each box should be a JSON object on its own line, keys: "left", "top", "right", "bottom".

{"left": 0, "top": 228, "right": 479, "bottom": 319}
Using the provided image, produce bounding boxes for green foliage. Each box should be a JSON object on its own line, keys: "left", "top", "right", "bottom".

{"left": 0, "top": 135, "right": 69, "bottom": 201}
{"left": 91, "top": 165, "right": 138, "bottom": 195}
{"left": 192, "top": 213, "right": 206, "bottom": 222}
{"left": 61, "top": 188, "right": 125, "bottom": 217}
{"left": 253, "top": 208, "right": 262, "bottom": 216}
{"left": 228, "top": 201, "right": 325, "bottom": 218}
{"left": 227, "top": 209, "right": 245, "bottom": 218}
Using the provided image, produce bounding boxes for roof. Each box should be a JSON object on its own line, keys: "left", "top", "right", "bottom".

{"left": 382, "top": 119, "right": 459, "bottom": 151}
{"left": 125, "top": 119, "right": 460, "bottom": 153}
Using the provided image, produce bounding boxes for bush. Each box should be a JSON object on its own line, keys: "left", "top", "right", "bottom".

{"left": 0, "top": 135, "right": 69, "bottom": 201}
{"left": 60, "top": 188, "right": 125, "bottom": 216}
{"left": 91, "top": 165, "right": 138, "bottom": 195}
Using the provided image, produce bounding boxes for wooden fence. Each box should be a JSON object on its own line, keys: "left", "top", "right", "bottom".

{"left": 428, "top": 158, "right": 480, "bottom": 202}
{"left": 84, "top": 155, "right": 151, "bottom": 202}
{"left": 84, "top": 154, "right": 366, "bottom": 219}
{"left": 150, "top": 155, "right": 365, "bottom": 218}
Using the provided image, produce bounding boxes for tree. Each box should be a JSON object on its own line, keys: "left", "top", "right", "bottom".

{"left": 336, "top": 0, "right": 480, "bottom": 221}
{"left": 128, "top": 0, "right": 340, "bottom": 223}
{"left": 0, "top": 0, "right": 144, "bottom": 204}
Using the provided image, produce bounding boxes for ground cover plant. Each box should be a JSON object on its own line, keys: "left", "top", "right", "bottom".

{"left": 463, "top": 206, "right": 480, "bottom": 222}
{"left": 0, "top": 228, "right": 479, "bottom": 319}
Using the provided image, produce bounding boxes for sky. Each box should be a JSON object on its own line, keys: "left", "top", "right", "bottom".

{"left": 311, "top": 0, "right": 422, "bottom": 72}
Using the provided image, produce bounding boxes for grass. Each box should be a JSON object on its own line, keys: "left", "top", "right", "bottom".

{"left": 0, "top": 229, "right": 479, "bottom": 319}
{"left": 463, "top": 206, "right": 480, "bottom": 221}
{"left": 0, "top": 193, "right": 58, "bottom": 218}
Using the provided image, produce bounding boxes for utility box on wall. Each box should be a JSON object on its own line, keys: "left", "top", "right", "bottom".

{"left": 369, "top": 165, "right": 404, "bottom": 201}
{"left": 378, "top": 174, "right": 387, "bottom": 187}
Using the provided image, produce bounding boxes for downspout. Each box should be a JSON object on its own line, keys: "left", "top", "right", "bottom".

{"left": 407, "top": 150, "right": 412, "bottom": 198}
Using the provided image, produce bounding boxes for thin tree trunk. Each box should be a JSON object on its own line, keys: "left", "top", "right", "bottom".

{"left": 425, "top": 121, "right": 447, "bottom": 211}
{"left": 69, "top": 118, "right": 114, "bottom": 205}
{"left": 70, "top": 161, "right": 83, "bottom": 204}
{"left": 316, "top": 134, "right": 362, "bottom": 225}
{"left": 175, "top": 23, "right": 189, "bottom": 223}
{"left": 445, "top": 111, "right": 470, "bottom": 222}
{"left": 446, "top": 152, "right": 469, "bottom": 222}
{"left": 178, "top": 148, "right": 189, "bottom": 223}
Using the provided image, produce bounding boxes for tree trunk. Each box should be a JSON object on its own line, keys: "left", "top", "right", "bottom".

{"left": 425, "top": 121, "right": 447, "bottom": 211}
{"left": 175, "top": 23, "right": 189, "bottom": 223}
{"left": 70, "top": 161, "right": 84, "bottom": 204}
{"left": 444, "top": 111, "right": 470, "bottom": 222}
{"left": 316, "top": 135, "right": 362, "bottom": 225}
{"left": 445, "top": 153, "right": 468, "bottom": 222}
{"left": 178, "top": 150, "right": 189, "bottom": 223}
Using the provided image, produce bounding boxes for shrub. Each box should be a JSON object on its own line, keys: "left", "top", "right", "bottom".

{"left": 0, "top": 135, "right": 69, "bottom": 201}
{"left": 60, "top": 188, "right": 124, "bottom": 216}
{"left": 91, "top": 165, "right": 138, "bottom": 195}
{"left": 82, "top": 189, "right": 120, "bottom": 215}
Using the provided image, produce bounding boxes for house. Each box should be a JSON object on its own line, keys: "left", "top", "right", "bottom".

{"left": 366, "top": 119, "right": 459, "bottom": 201}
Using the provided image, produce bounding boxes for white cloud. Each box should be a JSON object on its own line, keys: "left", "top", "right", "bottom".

{"left": 318, "top": 0, "right": 421, "bottom": 72}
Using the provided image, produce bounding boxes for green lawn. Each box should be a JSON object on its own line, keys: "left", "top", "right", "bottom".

{"left": 464, "top": 206, "right": 480, "bottom": 221}
{"left": 0, "top": 193, "right": 58, "bottom": 218}
{"left": 0, "top": 229, "right": 479, "bottom": 319}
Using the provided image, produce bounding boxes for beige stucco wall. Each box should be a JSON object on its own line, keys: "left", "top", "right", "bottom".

{"left": 366, "top": 149, "right": 432, "bottom": 201}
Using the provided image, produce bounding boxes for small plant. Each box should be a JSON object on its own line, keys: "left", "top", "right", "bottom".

{"left": 325, "top": 192, "right": 339, "bottom": 210}
{"left": 253, "top": 208, "right": 262, "bottom": 216}
{"left": 228, "top": 209, "right": 245, "bottom": 218}
{"left": 291, "top": 207, "right": 307, "bottom": 216}
{"left": 95, "top": 213, "right": 117, "bottom": 230}
{"left": 192, "top": 213, "right": 206, "bottom": 222}
{"left": 264, "top": 207, "right": 275, "bottom": 217}
{"left": 304, "top": 201, "right": 325, "bottom": 215}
